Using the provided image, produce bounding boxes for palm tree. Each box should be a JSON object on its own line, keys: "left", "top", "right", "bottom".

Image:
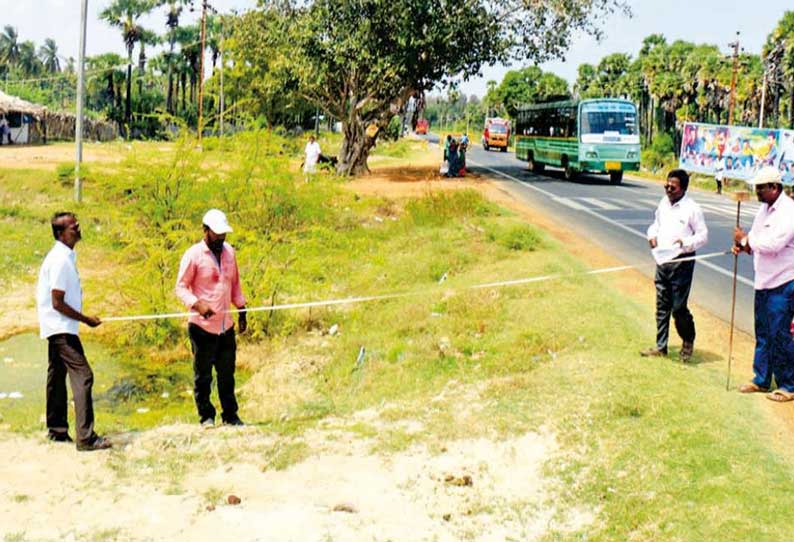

{"left": 39, "top": 38, "right": 61, "bottom": 73}
{"left": 0, "top": 25, "right": 21, "bottom": 67}
{"left": 176, "top": 24, "right": 201, "bottom": 107}
{"left": 100, "top": 0, "right": 155, "bottom": 129}
{"left": 137, "top": 29, "right": 160, "bottom": 102}
{"left": 18, "top": 40, "right": 42, "bottom": 77}
{"left": 159, "top": 0, "right": 189, "bottom": 114}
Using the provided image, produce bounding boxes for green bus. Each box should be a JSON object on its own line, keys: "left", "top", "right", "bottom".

{"left": 514, "top": 98, "right": 640, "bottom": 184}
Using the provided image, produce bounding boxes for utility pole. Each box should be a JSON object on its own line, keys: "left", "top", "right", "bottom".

{"left": 74, "top": 0, "right": 88, "bottom": 203}
{"left": 727, "top": 31, "right": 740, "bottom": 126}
{"left": 197, "top": 0, "right": 208, "bottom": 143}
{"left": 218, "top": 18, "right": 224, "bottom": 136}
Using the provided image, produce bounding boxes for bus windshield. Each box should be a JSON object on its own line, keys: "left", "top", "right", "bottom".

{"left": 580, "top": 102, "right": 638, "bottom": 136}
{"left": 489, "top": 124, "right": 508, "bottom": 134}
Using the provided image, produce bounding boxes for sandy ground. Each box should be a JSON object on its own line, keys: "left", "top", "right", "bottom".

{"left": 1, "top": 143, "right": 790, "bottom": 540}
{"left": 0, "top": 141, "right": 137, "bottom": 171}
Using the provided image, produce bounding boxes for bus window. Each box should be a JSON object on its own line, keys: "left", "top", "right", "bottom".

{"left": 580, "top": 102, "right": 638, "bottom": 136}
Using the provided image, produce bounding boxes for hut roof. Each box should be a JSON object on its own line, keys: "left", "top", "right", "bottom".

{"left": 0, "top": 90, "right": 46, "bottom": 118}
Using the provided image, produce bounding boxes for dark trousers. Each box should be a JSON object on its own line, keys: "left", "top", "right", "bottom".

{"left": 654, "top": 256, "right": 696, "bottom": 351}
{"left": 46, "top": 334, "right": 96, "bottom": 445}
{"left": 188, "top": 324, "right": 238, "bottom": 422}
{"left": 752, "top": 279, "right": 794, "bottom": 392}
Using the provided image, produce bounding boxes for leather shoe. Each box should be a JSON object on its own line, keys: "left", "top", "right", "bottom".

{"left": 223, "top": 417, "right": 244, "bottom": 427}
{"left": 76, "top": 436, "right": 112, "bottom": 452}
{"left": 48, "top": 432, "right": 74, "bottom": 443}
{"left": 679, "top": 341, "right": 694, "bottom": 363}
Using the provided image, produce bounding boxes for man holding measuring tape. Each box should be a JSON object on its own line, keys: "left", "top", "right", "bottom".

{"left": 176, "top": 209, "right": 247, "bottom": 427}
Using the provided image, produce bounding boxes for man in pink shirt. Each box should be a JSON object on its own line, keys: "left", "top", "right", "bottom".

{"left": 733, "top": 167, "right": 794, "bottom": 402}
{"left": 176, "top": 209, "right": 247, "bottom": 426}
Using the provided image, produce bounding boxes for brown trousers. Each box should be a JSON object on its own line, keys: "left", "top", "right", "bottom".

{"left": 46, "top": 334, "right": 96, "bottom": 445}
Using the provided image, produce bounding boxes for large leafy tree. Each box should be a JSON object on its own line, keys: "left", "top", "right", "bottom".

{"left": 231, "top": 0, "right": 629, "bottom": 175}
{"left": 764, "top": 11, "right": 794, "bottom": 128}
{"left": 495, "top": 67, "right": 570, "bottom": 117}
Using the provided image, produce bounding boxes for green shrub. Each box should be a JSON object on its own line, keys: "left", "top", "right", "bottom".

{"left": 641, "top": 133, "right": 677, "bottom": 174}
{"left": 499, "top": 224, "right": 542, "bottom": 251}
{"left": 406, "top": 189, "right": 496, "bottom": 226}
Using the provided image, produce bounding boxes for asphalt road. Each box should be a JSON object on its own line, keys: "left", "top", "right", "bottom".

{"left": 427, "top": 133, "right": 759, "bottom": 335}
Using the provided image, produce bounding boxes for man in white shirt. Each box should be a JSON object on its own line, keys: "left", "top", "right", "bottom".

{"left": 641, "top": 169, "right": 709, "bottom": 362}
{"left": 303, "top": 134, "right": 322, "bottom": 177}
{"left": 37, "top": 212, "right": 111, "bottom": 451}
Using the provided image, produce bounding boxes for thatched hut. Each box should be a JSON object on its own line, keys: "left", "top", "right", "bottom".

{"left": 0, "top": 90, "right": 118, "bottom": 144}
{"left": 0, "top": 90, "right": 46, "bottom": 144}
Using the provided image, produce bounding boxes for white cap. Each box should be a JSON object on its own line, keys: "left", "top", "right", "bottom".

{"left": 747, "top": 166, "right": 783, "bottom": 186}
{"left": 202, "top": 209, "right": 232, "bottom": 234}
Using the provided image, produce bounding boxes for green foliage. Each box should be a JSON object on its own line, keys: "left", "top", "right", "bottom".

{"left": 405, "top": 190, "right": 496, "bottom": 226}
{"left": 488, "top": 223, "right": 543, "bottom": 252}
{"left": 641, "top": 132, "right": 677, "bottom": 173}
{"left": 494, "top": 67, "right": 571, "bottom": 117}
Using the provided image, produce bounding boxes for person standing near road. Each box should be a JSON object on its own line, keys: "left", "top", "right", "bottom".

{"left": 714, "top": 156, "right": 725, "bottom": 195}
{"left": 176, "top": 209, "right": 247, "bottom": 427}
{"left": 641, "top": 169, "right": 708, "bottom": 362}
{"left": 37, "top": 212, "right": 112, "bottom": 451}
{"left": 733, "top": 167, "right": 794, "bottom": 402}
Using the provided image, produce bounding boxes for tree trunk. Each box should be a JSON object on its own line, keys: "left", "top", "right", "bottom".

{"left": 125, "top": 61, "right": 132, "bottom": 131}
{"left": 337, "top": 120, "right": 377, "bottom": 176}
{"left": 789, "top": 82, "right": 793, "bottom": 128}
{"left": 167, "top": 40, "right": 176, "bottom": 114}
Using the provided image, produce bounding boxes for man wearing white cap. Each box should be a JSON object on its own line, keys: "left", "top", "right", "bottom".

{"left": 176, "top": 209, "right": 247, "bottom": 426}
{"left": 733, "top": 166, "right": 794, "bottom": 402}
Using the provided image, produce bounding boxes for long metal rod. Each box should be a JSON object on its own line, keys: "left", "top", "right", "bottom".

{"left": 726, "top": 200, "right": 742, "bottom": 390}
{"left": 74, "top": 0, "right": 89, "bottom": 202}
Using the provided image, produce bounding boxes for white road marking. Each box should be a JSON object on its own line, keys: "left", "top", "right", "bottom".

{"left": 580, "top": 197, "right": 621, "bottom": 211}
{"left": 468, "top": 159, "right": 755, "bottom": 288}
{"left": 554, "top": 198, "right": 590, "bottom": 211}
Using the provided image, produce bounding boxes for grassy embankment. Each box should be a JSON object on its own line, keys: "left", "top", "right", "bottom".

{"left": 1, "top": 132, "right": 793, "bottom": 540}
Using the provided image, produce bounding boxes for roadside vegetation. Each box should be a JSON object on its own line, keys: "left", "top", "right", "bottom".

{"left": 1, "top": 134, "right": 794, "bottom": 540}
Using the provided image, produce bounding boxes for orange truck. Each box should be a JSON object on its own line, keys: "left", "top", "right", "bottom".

{"left": 482, "top": 117, "right": 510, "bottom": 152}
{"left": 415, "top": 118, "right": 429, "bottom": 135}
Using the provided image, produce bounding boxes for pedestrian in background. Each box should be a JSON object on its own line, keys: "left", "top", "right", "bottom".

{"left": 641, "top": 169, "right": 708, "bottom": 362}
{"left": 303, "top": 134, "right": 321, "bottom": 180}
{"left": 37, "top": 212, "right": 112, "bottom": 451}
{"left": 176, "top": 209, "right": 247, "bottom": 426}
{"left": 733, "top": 167, "right": 794, "bottom": 402}
{"left": 714, "top": 157, "right": 725, "bottom": 195}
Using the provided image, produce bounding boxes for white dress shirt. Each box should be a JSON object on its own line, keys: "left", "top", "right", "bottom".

{"left": 647, "top": 193, "right": 708, "bottom": 254}
{"left": 37, "top": 241, "right": 82, "bottom": 338}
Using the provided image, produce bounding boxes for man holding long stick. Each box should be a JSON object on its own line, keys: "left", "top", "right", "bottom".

{"left": 733, "top": 167, "right": 794, "bottom": 402}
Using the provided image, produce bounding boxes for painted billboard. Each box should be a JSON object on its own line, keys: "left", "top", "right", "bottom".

{"left": 679, "top": 122, "right": 794, "bottom": 185}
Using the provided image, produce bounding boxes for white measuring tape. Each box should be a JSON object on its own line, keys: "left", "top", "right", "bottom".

{"left": 100, "top": 251, "right": 730, "bottom": 322}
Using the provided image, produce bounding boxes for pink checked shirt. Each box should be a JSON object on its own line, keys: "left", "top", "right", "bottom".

{"left": 747, "top": 193, "right": 794, "bottom": 290}
{"left": 175, "top": 241, "right": 246, "bottom": 334}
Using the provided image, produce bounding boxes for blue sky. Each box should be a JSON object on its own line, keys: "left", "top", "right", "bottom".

{"left": 1, "top": 0, "right": 791, "bottom": 97}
